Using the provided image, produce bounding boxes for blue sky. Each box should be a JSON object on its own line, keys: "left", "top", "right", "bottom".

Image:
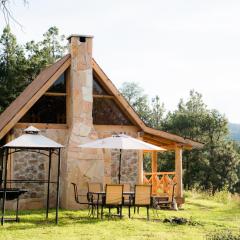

{"left": 1, "top": 0, "right": 240, "bottom": 123}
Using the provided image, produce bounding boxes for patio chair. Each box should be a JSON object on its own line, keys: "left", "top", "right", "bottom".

{"left": 101, "top": 184, "right": 124, "bottom": 219}
{"left": 123, "top": 183, "right": 131, "bottom": 192}
{"left": 87, "top": 182, "right": 102, "bottom": 217}
{"left": 71, "top": 182, "right": 95, "bottom": 217}
{"left": 122, "top": 183, "right": 133, "bottom": 218}
{"left": 152, "top": 183, "right": 177, "bottom": 210}
{"left": 132, "top": 184, "right": 152, "bottom": 220}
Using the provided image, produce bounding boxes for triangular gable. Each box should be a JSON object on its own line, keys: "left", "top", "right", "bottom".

{"left": 0, "top": 54, "right": 71, "bottom": 139}
{"left": 92, "top": 59, "right": 203, "bottom": 149}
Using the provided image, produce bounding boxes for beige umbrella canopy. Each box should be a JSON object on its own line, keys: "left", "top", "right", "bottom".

{"left": 79, "top": 134, "right": 166, "bottom": 183}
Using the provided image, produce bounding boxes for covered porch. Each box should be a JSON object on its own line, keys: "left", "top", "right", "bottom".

{"left": 140, "top": 147, "right": 183, "bottom": 205}
{"left": 137, "top": 130, "right": 201, "bottom": 205}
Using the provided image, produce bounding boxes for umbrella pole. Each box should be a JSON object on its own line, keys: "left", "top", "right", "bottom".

{"left": 118, "top": 149, "right": 122, "bottom": 184}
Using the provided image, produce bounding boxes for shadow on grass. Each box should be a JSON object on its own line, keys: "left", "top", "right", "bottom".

{"left": 1, "top": 209, "right": 104, "bottom": 231}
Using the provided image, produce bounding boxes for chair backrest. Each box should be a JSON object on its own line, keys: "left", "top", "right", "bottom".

{"left": 105, "top": 184, "right": 123, "bottom": 205}
{"left": 135, "top": 185, "right": 152, "bottom": 205}
{"left": 88, "top": 182, "right": 102, "bottom": 193}
{"left": 123, "top": 183, "right": 131, "bottom": 192}
{"left": 71, "top": 182, "right": 79, "bottom": 202}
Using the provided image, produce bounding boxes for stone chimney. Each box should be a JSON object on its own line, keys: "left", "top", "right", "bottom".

{"left": 61, "top": 35, "right": 104, "bottom": 209}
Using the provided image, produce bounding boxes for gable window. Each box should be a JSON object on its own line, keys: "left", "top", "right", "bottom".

{"left": 19, "top": 71, "right": 67, "bottom": 124}
{"left": 93, "top": 73, "right": 133, "bottom": 125}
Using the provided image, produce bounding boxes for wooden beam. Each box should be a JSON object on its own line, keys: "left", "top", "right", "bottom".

{"left": 93, "top": 94, "right": 114, "bottom": 99}
{"left": 143, "top": 133, "right": 193, "bottom": 150}
{"left": 44, "top": 92, "right": 67, "bottom": 96}
{"left": 144, "top": 171, "right": 176, "bottom": 176}
{"left": 143, "top": 133, "right": 176, "bottom": 145}
{"left": 143, "top": 137, "right": 176, "bottom": 150}
{"left": 15, "top": 123, "right": 68, "bottom": 129}
{"left": 94, "top": 125, "right": 140, "bottom": 135}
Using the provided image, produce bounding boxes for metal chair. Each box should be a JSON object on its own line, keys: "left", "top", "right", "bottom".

{"left": 132, "top": 184, "right": 152, "bottom": 220}
{"left": 101, "top": 184, "right": 124, "bottom": 219}
{"left": 152, "top": 183, "right": 177, "bottom": 210}
{"left": 71, "top": 182, "right": 95, "bottom": 217}
{"left": 122, "top": 183, "right": 132, "bottom": 218}
{"left": 87, "top": 182, "right": 102, "bottom": 217}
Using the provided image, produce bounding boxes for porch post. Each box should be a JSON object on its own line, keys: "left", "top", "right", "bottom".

{"left": 152, "top": 151, "right": 158, "bottom": 194}
{"left": 152, "top": 151, "right": 157, "bottom": 173}
{"left": 175, "top": 146, "right": 183, "bottom": 201}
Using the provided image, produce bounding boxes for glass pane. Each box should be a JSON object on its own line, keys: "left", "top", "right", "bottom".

{"left": 93, "top": 76, "right": 109, "bottom": 95}
{"left": 0, "top": 148, "right": 3, "bottom": 188}
{"left": 47, "top": 73, "right": 66, "bottom": 93}
{"left": 20, "top": 96, "right": 66, "bottom": 123}
{"left": 93, "top": 98, "right": 132, "bottom": 125}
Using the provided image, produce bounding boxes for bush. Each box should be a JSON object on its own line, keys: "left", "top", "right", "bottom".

{"left": 206, "top": 230, "right": 240, "bottom": 240}
{"left": 185, "top": 186, "right": 237, "bottom": 204}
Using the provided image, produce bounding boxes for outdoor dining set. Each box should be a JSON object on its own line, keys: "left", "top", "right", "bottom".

{"left": 72, "top": 182, "right": 177, "bottom": 220}
{"left": 0, "top": 127, "right": 177, "bottom": 224}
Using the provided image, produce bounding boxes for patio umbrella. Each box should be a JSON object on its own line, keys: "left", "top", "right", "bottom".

{"left": 79, "top": 134, "right": 166, "bottom": 183}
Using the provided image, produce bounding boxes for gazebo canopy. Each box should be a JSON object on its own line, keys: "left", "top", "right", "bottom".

{"left": 4, "top": 126, "right": 64, "bottom": 149}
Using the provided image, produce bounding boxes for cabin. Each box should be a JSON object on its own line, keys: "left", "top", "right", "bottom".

{"left": 0, "top": 35, "right": 202, "bottom": 209}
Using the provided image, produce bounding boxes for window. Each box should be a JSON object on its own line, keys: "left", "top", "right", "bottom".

{"left": 92, "top": 73, "right": 133, "bottom": 125}
{"left": 19, "top": 71, "right": 67, "bottom": 124}
{"left": 93, "top": 76, "right": 109, "bottom": 95}
{"left": 93, "top": 97, "right": 132, "bottom": 125}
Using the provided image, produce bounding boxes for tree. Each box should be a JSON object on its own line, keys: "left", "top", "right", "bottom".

{"left": 149, "top": 95, "right": 165, "bottom": 129}
{"left": 163, "top": 90, "right": 240, "bottom": 193}
{"left": 120, "top": 82, "right": 152, "bottom": 126}
{"left": 0, "top": 25, "right": 27, "bottom": 112}
{"left": 25, "top": 26, "right": 67, "bottom": 81}
{"left": 0, "top": 26, "right": 67, "bottom": 113}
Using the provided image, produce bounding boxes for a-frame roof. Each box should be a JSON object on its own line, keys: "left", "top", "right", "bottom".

{"left": 0, "top": 54, "right": 203, "bottom": 149}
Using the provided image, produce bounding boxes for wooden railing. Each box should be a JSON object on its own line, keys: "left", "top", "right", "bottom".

{"left": 143, "top": 171, "right": 176, "bottom": 196}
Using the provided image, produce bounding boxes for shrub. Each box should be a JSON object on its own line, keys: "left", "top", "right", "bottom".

{"left": 206, "top": 230, "right": 240, "bottom": 240}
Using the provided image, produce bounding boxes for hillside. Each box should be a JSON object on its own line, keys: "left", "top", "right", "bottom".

{"left": 229, "top": 123, "right": 240, "bottom": 142}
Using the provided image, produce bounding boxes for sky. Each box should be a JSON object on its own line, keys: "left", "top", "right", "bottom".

{"left": 1, "top": 0, "right": 240, "bottom": 123}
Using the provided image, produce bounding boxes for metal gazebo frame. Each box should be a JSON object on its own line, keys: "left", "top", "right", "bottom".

{"left": 0, "top": 127, "right": 63, "bottom": 225}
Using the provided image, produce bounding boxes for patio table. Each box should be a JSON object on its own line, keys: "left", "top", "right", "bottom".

{"left": 88, "top": 191, "right": 135, "bottom": 218}
{"left": 0, "top": 188, "right": 27, "bottom": 223}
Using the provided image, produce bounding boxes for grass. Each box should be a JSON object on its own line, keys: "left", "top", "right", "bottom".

{"left": 0, "top": 191, "right": 239, "bottom": 240}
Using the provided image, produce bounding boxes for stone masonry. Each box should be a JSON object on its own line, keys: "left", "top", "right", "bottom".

{"left": 10, "top": 127, "right": 68, "bottom": 209}
{"left": 111, "top": 149, "right": 138, "bottom": 190}
{"left": 61, "top": 35, "right": 105, "bottom": 209}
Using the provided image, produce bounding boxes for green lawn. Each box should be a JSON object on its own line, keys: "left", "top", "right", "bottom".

{"left": 0, "top": 192, "right": 239, "bottom": 240}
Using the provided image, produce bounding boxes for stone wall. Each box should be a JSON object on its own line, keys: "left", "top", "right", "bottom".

{"left": 94, "top": 125, "right": 141, "bottom": 190}
{"left": 111, "top": 149, "right": 138, "bottom": 190}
